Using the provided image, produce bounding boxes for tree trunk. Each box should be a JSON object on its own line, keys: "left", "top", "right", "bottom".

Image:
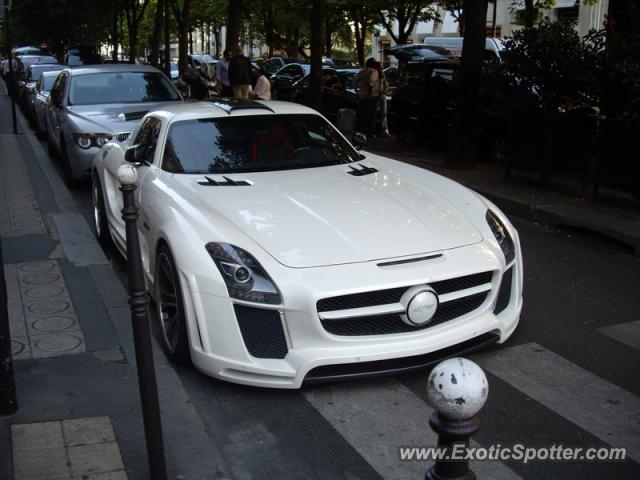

{"left": 523, "top": 0, "right": 536, "bottom": 29}
{"left": 163, "top": 0, "right": 170, "bottom": 76}
{"left": 226, "top": 1, "right": 243, "bottom": 51}
{"left": 309, "top": 0, "right": 326, "bottom": 111}
{"left": 325, "top": 17, "right": 332, "bottom": 57}
{"left": 129, "top": 24, "right": 137, "bottom": 63}
{"left": 446, "top": 0, "right": 489, "bottom": 168}
{"left": 150, "top": 0, "right": 163, "bottom": 67}
{"left": 189, "top": 29, "right": 193, "bottom": 54}
{"left": 111, "top": 7, "right": 119, "bottom": 62}
{"left": 353, "top": 12, "right": 365, "bottom": 66}
{"left": 179, "top": 21, "right": 189, "bottom": 74}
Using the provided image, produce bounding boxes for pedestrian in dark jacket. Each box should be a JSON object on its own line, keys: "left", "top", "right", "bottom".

{"left": 228, "top": 45, "right": 252, "bottom": 99}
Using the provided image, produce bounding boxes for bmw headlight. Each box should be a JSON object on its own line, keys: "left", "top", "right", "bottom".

{"left": 206, "top": 242, "right": 281, "bottom": 304}
{"left": 486, "top": 210, "right": 515, "bottom": 264}
{"left": 73, "top": 133, "right": 113, "bottom": 149}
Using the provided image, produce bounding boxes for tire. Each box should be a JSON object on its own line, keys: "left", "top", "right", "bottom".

{"left": 91, "top": 173, "right": 111, "bottom": 246}
{"left": 60, "top": 138, "right": 80, "bottom": 189}
{"left": 154, "top": 245, "right": 191, "bottom": 365}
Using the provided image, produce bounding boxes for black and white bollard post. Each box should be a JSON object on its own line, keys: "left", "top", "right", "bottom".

{"left": 426, "top": 357, "right": 489, "bottom": 480}
{"left": 118, "top": 164, "right": 168, "bottom": 480}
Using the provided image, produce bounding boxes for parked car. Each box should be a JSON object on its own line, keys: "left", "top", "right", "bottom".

{"left": 23, "top": 64, "right": 64, "bottom": 121}
{"left": 291, "top": 67, "right": 359, "bottom": 123}
{"left": 12, "top": 46, "right": 50, "bottom": 57}
{"left": 91, "top": 98, "right": 522, "bottom": 389}
{"left": 384, "top": 46, "right": 459, "bottom": 145}
{"left": 170, "top": 62, "right": 179, "bottom": 80}
{"left": 15, "top": 55, "right": 58, "bottom": 106}
{"left": 45, "top": 64, "right": 182, "bottom": 187}
{"left": 270, "top": 63, "right": 310, "bottom": 100}
{"left": 32, "top": 70, "right": 64, "bottom": 136}
{"left": 64, "top": 45, "right": 103, "bottom": 66}
{"left": 396, "top": 37, "right": 504, "bottom": 62}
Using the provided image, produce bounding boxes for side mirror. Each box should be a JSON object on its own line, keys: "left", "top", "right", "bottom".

{"left": 351, "top": 132, "right": 367, "bottom": 150}
{"left": 125, "top": 144, "right": 144, "bottom": 164}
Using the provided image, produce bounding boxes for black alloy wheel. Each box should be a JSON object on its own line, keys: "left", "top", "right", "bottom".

{"left": 154, "top": 245, "right": 191, "bottom": 364}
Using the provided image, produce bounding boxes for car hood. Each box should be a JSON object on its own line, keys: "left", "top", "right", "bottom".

{"left": 172, "top": 159, "right": 483, "bottom": 268}
{"left": 67, "top": 102, "right": 177, "bottom": 134}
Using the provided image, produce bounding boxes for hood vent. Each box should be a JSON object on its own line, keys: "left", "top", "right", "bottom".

{"left": 348, "top": 164, "right": 378, "bottom": 176}
{"left": 197, "top": 176, "right": 251, "bottom": 186}
{"left": 117, "top": 110, "right": 149, "bottom": 122}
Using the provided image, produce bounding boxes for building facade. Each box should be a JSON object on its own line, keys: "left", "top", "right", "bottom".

{"left": 372, "top": 0, "right": 609, "bottom": 62}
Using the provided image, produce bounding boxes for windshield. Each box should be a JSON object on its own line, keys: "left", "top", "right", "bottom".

{"left": 68, "top": 71, "right": 180, "bottom": 105}
{"left": 42, "top": 73, "right": 61, "bottom": 91}
{"left": 29, "top": 65, "right": 62, "bottom": 83}
{"left": 162, "top": 114, "right": 359, "bottom": 174}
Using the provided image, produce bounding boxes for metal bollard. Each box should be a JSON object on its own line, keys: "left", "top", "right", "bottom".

{"left": 118, "top": 164, "right": 168, "bottom": 480}
{"left": 426, "top": 357, "right": 489, "bottom": 480}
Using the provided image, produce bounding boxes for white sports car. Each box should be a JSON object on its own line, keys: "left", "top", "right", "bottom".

{"left": 92, "top": 99, "right": 522, "bottom": 389}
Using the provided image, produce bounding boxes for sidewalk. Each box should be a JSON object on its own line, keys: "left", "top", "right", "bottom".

{"left": 0, "top": 93, "right": 228, "bottom": 479}
{"left": 367, "top": 137, "right": 640, "bottom": 255}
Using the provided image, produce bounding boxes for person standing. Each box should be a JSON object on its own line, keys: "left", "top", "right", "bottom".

{"left": 228, "top": 45, "right": 252, "bottom": 99}
{"left": 215, "top": 49, "right": 233, "bottom": 97}
{"left": 252, "top": 68, "right": 271, "bottom": 100}
{"left": 373, "top": 61, "right": 390, "bottom": 137}
{"left": 354, "top": 57, "right": 379, "bottom": 137}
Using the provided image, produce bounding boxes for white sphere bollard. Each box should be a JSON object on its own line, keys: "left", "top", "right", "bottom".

{"left": 427, "top": 357, "right": 488, "bottom": 420}
{"left": 117, "top": 164, "right": 139, "bottom": 186}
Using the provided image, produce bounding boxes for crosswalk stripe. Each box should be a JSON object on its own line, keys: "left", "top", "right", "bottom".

{"left": 475, "top": 342, "right": 640, "bottom": 462}
{"left": 304, "top": 379, "right": 522, "bottom": 480}
{"left": 599, "top": 320, "right": 640, "bottom": 352}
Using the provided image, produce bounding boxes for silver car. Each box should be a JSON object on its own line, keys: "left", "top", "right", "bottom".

{"left": 33, "top": 70, "right": 63, "bottom": 136}
{"left": 45, "top": 64, "right": 182, "bottom": 187}
{"left": 24, "top": 64, "right": 63, "bottom": 122}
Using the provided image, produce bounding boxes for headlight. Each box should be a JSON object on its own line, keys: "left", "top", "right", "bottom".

{"left": 486, "top": 210, "right": 515, "bottom": 264}
{"left": 73, "top": 133, "right": 113, "bottom": 149}
{"left": 206, "top": 242, "right": 281, "bottom": 304}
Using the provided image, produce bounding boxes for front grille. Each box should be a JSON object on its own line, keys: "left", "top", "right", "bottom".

{"left": 321, "top": 292, "right": 488, "bottom": 336}
{"left": 317, "top": 271, "right": 492, "bottom": 312}
{"left": 234, "top": 304, "right": 288, "bottom": 359}
{"left": 493, "top": 267, "right": 513, "bottom": 315}
{"left": 116, "top": 131, "right": 131, "bottom": 142}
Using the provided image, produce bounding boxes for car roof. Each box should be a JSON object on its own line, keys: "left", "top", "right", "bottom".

{"left": 41, "top": 70, "right": 63, "bottom": 77}
{"left": 63, "top": 64, "right": 166, "bottom": 76}
{"left": 146, "top": 100, "right": 321, "bottom": 123}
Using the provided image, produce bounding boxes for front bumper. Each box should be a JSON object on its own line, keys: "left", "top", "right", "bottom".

{"left": 68, "top": 142, "right": 100, "bottom": 179}
{"left": 182, "top": 241, "right": 523, "bottom": 389}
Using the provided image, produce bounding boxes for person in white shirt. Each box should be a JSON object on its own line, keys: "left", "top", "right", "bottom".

{"left": 252, "top": 68, "right": 271, "bottom": 101}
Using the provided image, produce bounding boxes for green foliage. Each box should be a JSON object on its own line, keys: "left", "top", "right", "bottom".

{"left": 487, "top": 20, "right": 603, "bottom": 113}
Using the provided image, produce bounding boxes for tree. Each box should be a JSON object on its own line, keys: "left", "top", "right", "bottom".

{"left": 170, "top": 0, "right": 192, "bottom": 74}
{"left": 149, "top": 0, "right": 164, "bottom": 67}
{"left": 436, "top": 0, "right": 464, "bottom": 35}
{"left": 447, "top": 0, "right": 489, "bottom": 167}
{"left": 378, "top": 1, "right": 438, "bottom": 45}
{"left": 226, "top": 0, "right": 244, "bottom": 51}
{"left": 122, "top": 0, "right": 150, "bottom": 62}
{"left": 309, "top": 0, "right": 326, "bottom": 110}
{"left": 347, "top": 4, "right": 378, "bottom": 65}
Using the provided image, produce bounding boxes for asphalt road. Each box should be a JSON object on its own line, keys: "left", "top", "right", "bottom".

{"left": 38, "top": 130, "right": 640, "bottom": 480}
